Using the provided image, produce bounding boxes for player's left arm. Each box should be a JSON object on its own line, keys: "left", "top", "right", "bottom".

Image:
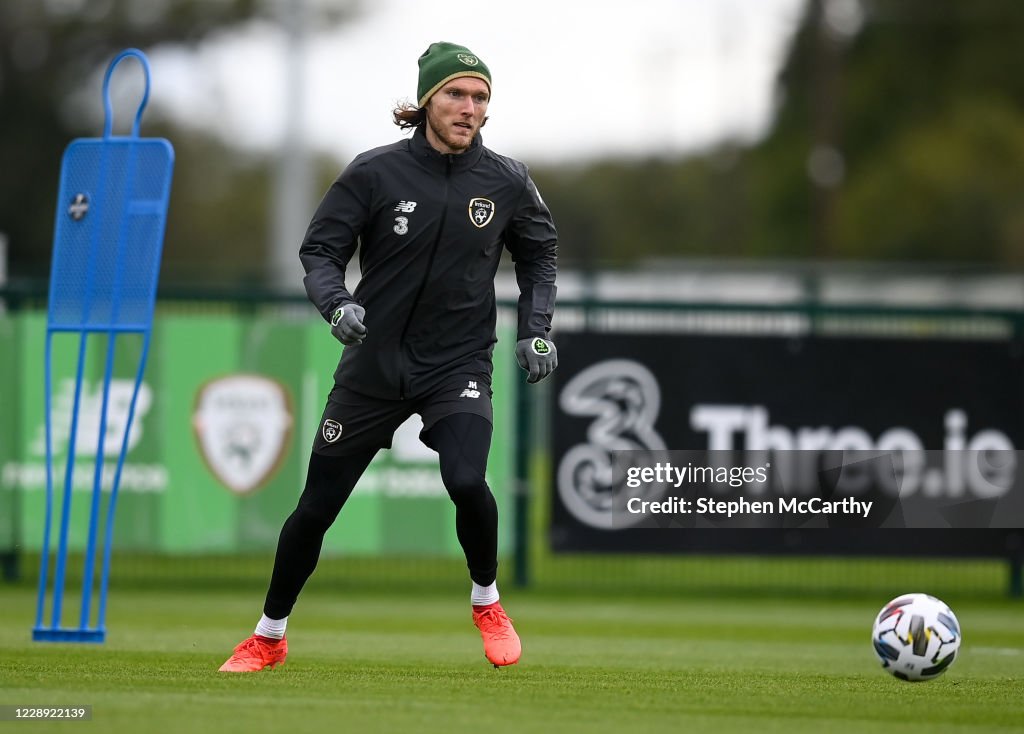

{"left": 504, "top": 174, "right": 558, "bottom": 382}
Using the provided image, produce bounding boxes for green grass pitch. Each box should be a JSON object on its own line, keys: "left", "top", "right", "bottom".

{"left": 1, "top": 585, "right": 1022, "bottom": 733}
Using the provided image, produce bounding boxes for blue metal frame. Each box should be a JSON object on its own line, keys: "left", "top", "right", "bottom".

{"left": 34, "top": 49, "right": 174, "bottom": 643}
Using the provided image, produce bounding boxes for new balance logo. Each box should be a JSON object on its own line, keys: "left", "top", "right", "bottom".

{"left": 394, "top": 201, "right": 417, "bottom": 213}
{"left": 460, "top": 380, "right": 481, "bottom": 399}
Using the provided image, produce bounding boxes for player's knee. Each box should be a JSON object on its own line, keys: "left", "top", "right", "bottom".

{"left": 292, "top": 497, "right": 340, "bottom": 533}
{"left": 441, "top": 465, "right": 489, "bottom": 505}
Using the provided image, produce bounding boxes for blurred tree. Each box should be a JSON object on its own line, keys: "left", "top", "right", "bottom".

{"left": 747, "top": 0, "right": 1024, "bottom": 263}
{"left": 142, "top": 119, "right": 340, "bottom": 289}
{"left": 530, "top": 148, "right": 750, "bottom": 268}
{"left": 0, "top": 0, "right": 355, "bottom": 284}
{"left": 7, "top": 0, "right": 1023, "bottom": 277}
{"left": 531, "top": 0, "right": 1024, "bottom": 267}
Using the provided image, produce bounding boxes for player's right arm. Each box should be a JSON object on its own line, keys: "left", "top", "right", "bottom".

{"left": 299, "top": 159, "right": 372, "bottom": 322}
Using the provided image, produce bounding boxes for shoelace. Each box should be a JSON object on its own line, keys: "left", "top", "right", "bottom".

{"left": 476, "top": 608, "right": 514, "bottom": 640}
{"left": 235, "top": 636, "right": 280, "bottom": 658}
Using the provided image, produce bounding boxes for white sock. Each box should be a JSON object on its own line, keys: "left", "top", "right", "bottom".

{"left": 254, "top": 613, "right": 287, "bottom": 640}
{"left": 471, "top": 581, "right": 500, "bottom": 607}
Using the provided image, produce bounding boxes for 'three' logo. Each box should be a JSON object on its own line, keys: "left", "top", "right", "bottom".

{"left": 557, "top": 359, "right": 666, "bottom": 529}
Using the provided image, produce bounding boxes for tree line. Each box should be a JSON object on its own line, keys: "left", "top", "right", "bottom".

{"left": 3, "top": 0, "right": 1023, "bottom": 289}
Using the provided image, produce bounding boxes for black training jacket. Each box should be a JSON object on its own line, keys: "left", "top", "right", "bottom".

{"left": 299, "top": 126, "right": 558, "bottom": 399}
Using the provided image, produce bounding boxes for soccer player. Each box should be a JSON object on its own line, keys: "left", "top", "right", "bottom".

{"left": 219, "top": 42, "right": 558, "bottom": 671}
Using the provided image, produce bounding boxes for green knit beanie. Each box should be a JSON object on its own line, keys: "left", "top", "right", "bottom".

{"left": 417, "top": 42, "right": 491, "bottom": 107}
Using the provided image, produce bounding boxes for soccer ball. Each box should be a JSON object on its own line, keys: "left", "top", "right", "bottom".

{"left": 872, "top": 593, "right": 961, "bottom": 682}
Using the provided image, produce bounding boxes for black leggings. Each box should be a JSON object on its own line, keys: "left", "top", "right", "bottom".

{"left": 263, "top": 412, "right": 497, "bottom": 619}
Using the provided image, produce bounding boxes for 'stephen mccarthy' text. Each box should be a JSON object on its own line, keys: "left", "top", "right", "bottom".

{"left": 626, "top": 495, "right": 873, "bottom": 518}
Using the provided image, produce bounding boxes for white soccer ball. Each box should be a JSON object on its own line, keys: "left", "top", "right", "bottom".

{"left": 872, "top": 593, "right": 961, "bottom": 682}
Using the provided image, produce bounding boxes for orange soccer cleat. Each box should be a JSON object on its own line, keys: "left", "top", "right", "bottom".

{"left": 472, "top": 601, "right": 521, "bottom": 667}
{"left": 218, "top": 634, "right": 288, "bottom": 672}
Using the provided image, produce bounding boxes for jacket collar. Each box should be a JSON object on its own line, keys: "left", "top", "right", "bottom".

{"left": 409, "top": 125, "right": 484, "bottom": 173}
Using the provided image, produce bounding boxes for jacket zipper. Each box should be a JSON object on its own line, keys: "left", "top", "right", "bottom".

{"left": 397, "top": 154, "right": 453, "bottom": 399}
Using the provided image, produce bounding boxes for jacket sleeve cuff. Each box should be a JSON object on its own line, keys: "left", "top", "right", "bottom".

{"left": 517, "top": 330, "right": 550, "bottom": 342}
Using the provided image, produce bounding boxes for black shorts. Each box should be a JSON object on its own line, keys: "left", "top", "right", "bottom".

{"left": 312, "top": 373, "right": 493, "bottom": 456}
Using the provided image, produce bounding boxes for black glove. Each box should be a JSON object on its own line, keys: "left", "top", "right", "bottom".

{"left": 330, "top": 304, "right": 367, "bottom": 345}
{"left": 515, "top": 337, "right": 558, "bottom": 383}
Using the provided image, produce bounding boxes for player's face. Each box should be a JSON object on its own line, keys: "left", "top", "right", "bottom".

{"left": 424, "top": 77, "right": 489, "bottom": 154}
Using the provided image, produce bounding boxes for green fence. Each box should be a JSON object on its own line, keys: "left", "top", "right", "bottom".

{"left": 0, "top": 297, "right": 516, "bottom": 584}
{"left": 2, "top": 289, "right": 1021, "bottom": 601}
